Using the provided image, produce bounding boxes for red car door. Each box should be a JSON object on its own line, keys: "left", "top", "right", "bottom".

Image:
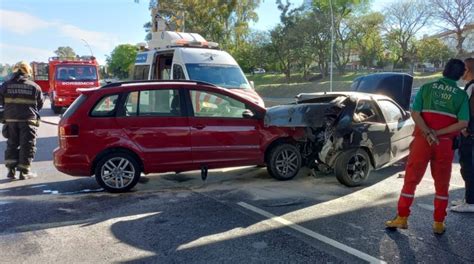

{"left": 116, "top": 87, "right": 192, "bottom": 173}
{"left": 187, "top": 89, "right": 263, "bottom": 168}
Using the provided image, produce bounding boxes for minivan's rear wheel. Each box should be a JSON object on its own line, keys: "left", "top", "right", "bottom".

{"left": 334, "top": 148, "right": 371, "bottom": 187}
{"left": 267, "top": 143, "right": 301, "bottom": 181}
{"left": 95, "top": 153, "right": 141, "bottom": 192}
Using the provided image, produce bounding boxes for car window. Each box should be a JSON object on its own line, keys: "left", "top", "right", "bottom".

{"left": 91, "top": 94, "right": 119, "bottom": 117}
{"left": 378, "top": 99, "right": 404, "bottom": 123}
{"left": 354, "top": 100, "right": 381, "bottom": 123}
{"left": 124, "top": 89, "right": 181, "bottom": 117}
{"left": 190, "top": 90, "right": 247, "bottom": 118}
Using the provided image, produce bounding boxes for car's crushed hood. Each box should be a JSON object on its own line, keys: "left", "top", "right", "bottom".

{"left": 264, "top": 95, "right": 356, "bottom": 130}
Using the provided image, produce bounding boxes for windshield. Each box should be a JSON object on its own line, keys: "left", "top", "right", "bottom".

{"left": 185, "top": 63, "right": 250, "bottom": 89}
{"left": 56, "top": 65, "right": 98, "bottom": 81}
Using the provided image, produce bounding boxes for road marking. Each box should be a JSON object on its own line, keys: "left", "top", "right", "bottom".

{"left": 238, "top": 202, "right": 386, "bottom": 264}
{"left": 29, "top": 184, "right": 47, "bottom": 189}
{"left": 43, "top": 190, "right": 59, "bottom": 194}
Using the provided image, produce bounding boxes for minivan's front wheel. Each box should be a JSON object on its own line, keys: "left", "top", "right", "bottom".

{"left": 95, "top": 153, "right": 141, "bottom": 192}
{"left": 334, "top": 148, "right": 371, "bottom": 187}
{"left": 267, "top": 143, "right": 302, "bottom": 181}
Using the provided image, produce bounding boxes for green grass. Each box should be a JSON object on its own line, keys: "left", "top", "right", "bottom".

{"left": 250, "top": 72, "right": 443, "bottom": 98}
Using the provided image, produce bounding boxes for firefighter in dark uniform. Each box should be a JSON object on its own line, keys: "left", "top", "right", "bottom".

{"left": 0, "top": 61, "right": 44, "bottom": 180}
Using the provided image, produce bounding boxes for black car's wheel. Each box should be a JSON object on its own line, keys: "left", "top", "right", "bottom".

{"left": 267, "top": 143, "right": 302, "bottom": 181}
{"left": 334, "top": 148, "right": 371, "bottom": 187}
{"left": 95, "top": 152, "right": 141, "bottom": 192}
{"left": 51, "top": 98, "right": 62, "bottom": 114}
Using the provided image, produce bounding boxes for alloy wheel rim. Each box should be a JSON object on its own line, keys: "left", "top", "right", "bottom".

{"left": 275, "top": 149, "right": 299, "bottom": 177}
{"left": 101, "top": 157, "right": 135, "bottom": 189}
{"left": 346, "top": 153, "right": 368, "bottom": 182}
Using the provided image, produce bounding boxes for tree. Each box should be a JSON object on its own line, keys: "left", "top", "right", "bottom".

{"left": 232, "top": 30, "right": 272, "bottom": 73}
{"left": 383, "top": 0, "right": 432, "bottom": 68}
{"left": 106, "top": 44, "right": 138, "bottom": 80}
{"left": 416, "top": 38, "right": 454, "bottom": 67}
{"left": 310, "top": 0, "right": 370, "bottom": 74}
{"left": 147, "top": 0, "right": 262, "bottom": 50}
{"left": 432, "top": 0, "right": 474, "bottom": 57}
{"left": 54, "top": 46, "right": 76, "bottom": 59}
{"left": 143, "top": 21, "right": 152, "bottom": 41}
{"left": 350, "top": 12, "right": 385, "bottom": 68}
{"left": 268, "top": 0, "right": 304, "bottom": 81}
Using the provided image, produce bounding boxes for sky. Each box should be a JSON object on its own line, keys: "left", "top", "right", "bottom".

{"left": 0, "top": 0, "right": 395, "bottom": 66}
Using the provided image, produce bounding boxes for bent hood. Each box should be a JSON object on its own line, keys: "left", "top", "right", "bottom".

{"left": 228, "top": 88, "right": 265, "bottom": 107}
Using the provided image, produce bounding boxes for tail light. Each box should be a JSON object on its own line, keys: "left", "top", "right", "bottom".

{"left": 59, "top": 124, "right": 79, "bottom": 138}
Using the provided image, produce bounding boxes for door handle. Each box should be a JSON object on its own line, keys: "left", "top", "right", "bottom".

{"left": 193, "top": 124, "right": 205, "bottom": 130}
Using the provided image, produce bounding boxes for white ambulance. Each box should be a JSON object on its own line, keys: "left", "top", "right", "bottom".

{"left": 132, "top": 30, "right": 264, "bottom": 106}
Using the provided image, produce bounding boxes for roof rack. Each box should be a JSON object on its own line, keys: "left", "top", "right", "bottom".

{"left": 101, "top": 79, "right": 218, "bottom": 89}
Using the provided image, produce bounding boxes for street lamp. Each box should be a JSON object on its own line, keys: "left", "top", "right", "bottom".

{"left": 81, "top": 38, "right": 94, "bottom": 57}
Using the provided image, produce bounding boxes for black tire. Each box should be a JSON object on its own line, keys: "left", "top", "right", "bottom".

{"left": 51, "top": 99, "right": 62, "bottom": 114}
{"left": 267, "top": 143, "right": 302, "bottom": 181}
{"left": 95, "top": 152, "right": 141, "bottom": 192}
{"left": 334, "top": 148, "right": 371, "bottom": 187}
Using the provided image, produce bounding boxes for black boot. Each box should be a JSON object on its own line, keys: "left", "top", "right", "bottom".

{"left": 6, "top": 168, "right": 15, "bottom": 179}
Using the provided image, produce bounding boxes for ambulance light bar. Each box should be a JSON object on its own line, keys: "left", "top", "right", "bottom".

{"left": 171, "top": 39, "right": 219, "bottom": 49}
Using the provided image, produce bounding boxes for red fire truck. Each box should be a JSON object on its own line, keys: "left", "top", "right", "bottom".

{"left": 31, "top": 56, "right": 100, "bottom": 114}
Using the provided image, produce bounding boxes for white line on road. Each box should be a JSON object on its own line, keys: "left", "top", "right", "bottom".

{"left": 238, "top": 202, "right": 386, "bottom": 264}
{"left": 29, "top": 184, "right": 47, "bottom": 189}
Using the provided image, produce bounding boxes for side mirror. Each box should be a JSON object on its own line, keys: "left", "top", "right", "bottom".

{"left": 242, "top": 109, "right": 255, "bottom": 118}
{"left": 249, "top": 80, "right": 255, "bottom": 89}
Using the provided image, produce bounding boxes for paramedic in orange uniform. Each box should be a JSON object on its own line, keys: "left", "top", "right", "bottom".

{"left": 385, "top": 59, "right": 469, "bottom": 235}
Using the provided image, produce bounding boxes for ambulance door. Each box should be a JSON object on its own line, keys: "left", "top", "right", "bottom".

{"left": 153, "top": 51, "right": 174, "bottom": 80}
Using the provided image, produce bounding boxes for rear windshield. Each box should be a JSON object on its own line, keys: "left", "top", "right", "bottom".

{"left": 62, "top": 94, "right": 87, "bottom": 119}
{"left": 56, "top": 65, "right": 98, "bottom": 81}
{"left": 185, "top": 63, "right": 250, "bottom": 89}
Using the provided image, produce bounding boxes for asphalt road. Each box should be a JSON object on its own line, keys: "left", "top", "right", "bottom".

{"left": 1, "top": 99, "right": 473, "bottom": 263}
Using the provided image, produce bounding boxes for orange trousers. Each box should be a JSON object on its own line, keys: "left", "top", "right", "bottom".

{"left": 397, "top": 135, "right": 454, "bottom": 222}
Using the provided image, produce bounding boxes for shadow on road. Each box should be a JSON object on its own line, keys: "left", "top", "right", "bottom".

{"left": 1, "top": 159, "right": 472, "bottom": 263}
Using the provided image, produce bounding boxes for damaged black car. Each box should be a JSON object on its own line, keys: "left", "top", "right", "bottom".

{"left": 264, "top": 92, "right": 414, "bottom": 187}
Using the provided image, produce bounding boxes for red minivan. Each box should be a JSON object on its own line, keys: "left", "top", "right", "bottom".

{"left": 53, "top": 81, "right": 305, "bottom": 192}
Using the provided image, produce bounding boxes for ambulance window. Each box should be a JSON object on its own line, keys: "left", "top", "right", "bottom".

{"left": 133, "top": 65, "right": 150, "bottom": 80}
{"left": 173, "top": 65, "right": 186, "bottom": 80}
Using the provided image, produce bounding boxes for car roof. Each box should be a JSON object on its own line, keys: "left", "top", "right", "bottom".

{"left": 78, "top": 80, "right": 264, "bottom": 110}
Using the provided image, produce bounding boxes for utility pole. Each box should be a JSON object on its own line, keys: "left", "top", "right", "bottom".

{"left": 329, "top": 0, "right": 334, "bottom": 92}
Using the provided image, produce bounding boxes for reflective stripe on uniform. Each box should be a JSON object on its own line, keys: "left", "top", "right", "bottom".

{"left": 401, "top": 192, "right": 415, "bottom": 198}
{"left": 435, "top": 195, "right": 449, "bottom": 200}
{"left": 4, "top": 159, "right": 18, "bottom": 165}
{"left": 4, "top": 98, "right": 36, "bottom": 104}
{"left": 17, "top": 164, "right": 31, "bottom": 170}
